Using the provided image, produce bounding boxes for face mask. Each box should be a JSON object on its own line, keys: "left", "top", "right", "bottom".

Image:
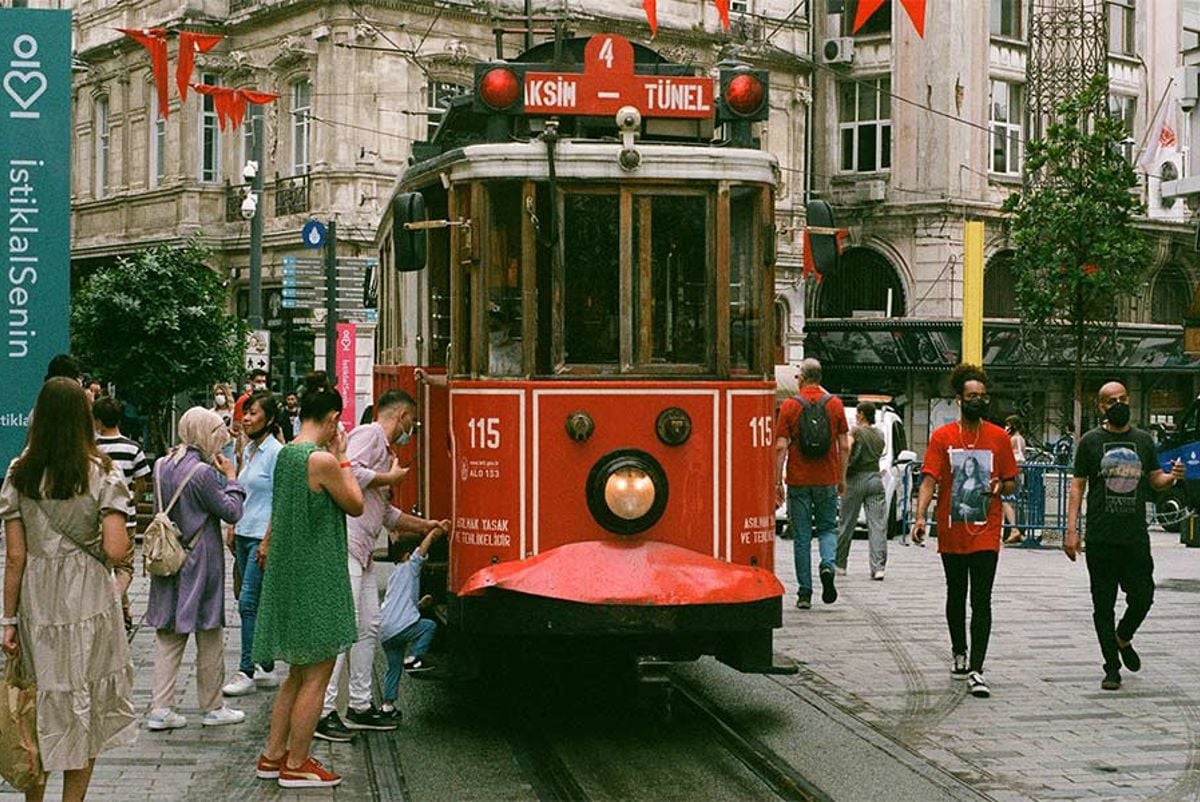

{"left": 254, "top": 383, "right": 266, "bottom": 391}
{"left": 961, "top": 398, "right": 989, "bottom": 421}
{"left": 396, "top": 428, "right": 413, "bottom": 447}
{"left": 214, "top": 394, "right": 227, "bottom": 407}
{"left": 1105, "top": 401, "right": 1131, "bottom": 428}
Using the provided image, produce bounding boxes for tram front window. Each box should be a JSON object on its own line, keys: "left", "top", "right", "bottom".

{"left": 563, "top": 193, "right": 621, "bottom": 364}
{"left": 633, "top": 194, "right": 710, "bottom": 365}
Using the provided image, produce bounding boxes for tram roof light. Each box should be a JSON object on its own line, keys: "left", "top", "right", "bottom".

{"left": 718, "top": 68, "right": 769, "bottom": 122}
{"left": 478, "top": 67, "right": 521, "bottom": 111}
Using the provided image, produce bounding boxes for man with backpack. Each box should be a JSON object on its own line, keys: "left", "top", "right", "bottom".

{"left": 774, "top": 359, "right": 850, "bottom": 609}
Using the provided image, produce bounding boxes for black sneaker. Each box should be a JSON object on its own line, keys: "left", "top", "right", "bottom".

{"left": 967, "top": 671, "right": 990, "bottom": 698}
{"left": 404, "top": 656, "right": 435, "bottom": 674}
{"left": 344, "top": 705, "right": 399, "bottom": 731}
{"left": 313, "top": 711, "right": 355, "bottom": 743}
{"left": 379, "top": 704, "right": 403, "bottom": 723}
{"left": 820, "top": 566, "right": 838, "bottom": 604}
{"left": 1101, "top": 670, "right": 1122, "bottom": 691}
{"left": 795, "top": 593, "right": 812, "bottom": 610}
{"left": 1118, "top": 641, "right": 1141, "bottom": 673}
{"left": 951, "top": 653, "right": 969, "bottom": 680}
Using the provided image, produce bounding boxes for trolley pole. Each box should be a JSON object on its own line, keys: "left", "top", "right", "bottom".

{"left": 324, "top": 218, "right": 337, "bottom": 378}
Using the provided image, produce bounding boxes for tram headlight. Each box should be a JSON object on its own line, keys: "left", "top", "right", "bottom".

{"left": 604, "top": 467, "right": 656, "bottom": 520}
{"left": 586, "top": 450, "right": 669, "bottom": 535}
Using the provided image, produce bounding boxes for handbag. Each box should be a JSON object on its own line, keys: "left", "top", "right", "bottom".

{"left": 143, "top": 461, "right": 206, "bottom": 578}
{"left": 0, "top": 657, "right": 46, "bottom": 791}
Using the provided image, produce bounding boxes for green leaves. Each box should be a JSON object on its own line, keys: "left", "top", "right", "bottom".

{"left": 1003, "top": 75, "right": 1150, "bottom": 329}
{"left": 70, "top": 237, "right": 245, "bottom": 452}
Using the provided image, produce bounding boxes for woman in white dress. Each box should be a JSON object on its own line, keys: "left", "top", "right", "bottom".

{"left": 1, "top": 378, "right": 137, "bottom": 801}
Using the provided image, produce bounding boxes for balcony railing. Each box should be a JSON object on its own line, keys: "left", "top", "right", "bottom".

{"left": 229, "top": 0, "right": 258, "bottom": 12}
{"left": 274, "top": 173, "right": 310, "bottom": 216}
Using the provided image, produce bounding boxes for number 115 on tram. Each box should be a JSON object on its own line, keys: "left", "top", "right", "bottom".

{"left": 373, "top": 33, "right": 795, "bottom": 675}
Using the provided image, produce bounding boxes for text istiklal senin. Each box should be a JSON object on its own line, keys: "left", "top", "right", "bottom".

{"left": 7, "top": 160, "right": 41, "bottom": 359}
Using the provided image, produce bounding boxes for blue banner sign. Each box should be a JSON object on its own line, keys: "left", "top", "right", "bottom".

{"left": 0, "top": 11, "right": 72, "bottom": 466}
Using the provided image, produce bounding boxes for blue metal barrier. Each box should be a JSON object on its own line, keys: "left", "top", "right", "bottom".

{"left": 898, "top": 462, "right": 1073, "bottom": 547}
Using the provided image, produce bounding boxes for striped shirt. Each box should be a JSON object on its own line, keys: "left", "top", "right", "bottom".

{"left": 96, "top": 434, "right": 151, "bottom": 526}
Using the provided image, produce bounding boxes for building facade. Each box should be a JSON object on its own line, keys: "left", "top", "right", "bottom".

{"left": 801, "top": 0, "right": 1200, "bottom": 452}
{"left": 15, "top": 0, "right": 811, "bottom": 402}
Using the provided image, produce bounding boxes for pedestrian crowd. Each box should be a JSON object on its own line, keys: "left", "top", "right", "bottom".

{"left": 776, "top": 358, "right": 1186, "bottom": 701}
{"left": 0, "top": 356, "right": 448, "bottom": 797}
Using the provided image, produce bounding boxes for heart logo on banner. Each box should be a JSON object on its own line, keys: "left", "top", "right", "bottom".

{"left": 3, "top": 70, "right": 48, "bottom": 110}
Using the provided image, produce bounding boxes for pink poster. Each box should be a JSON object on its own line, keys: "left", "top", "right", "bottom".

{"left": 336, "top": 322, "right": 356, "bottom": 430}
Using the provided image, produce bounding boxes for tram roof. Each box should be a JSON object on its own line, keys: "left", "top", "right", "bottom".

{"left": 392, "top": 141, "right": 778, "bottom": 196}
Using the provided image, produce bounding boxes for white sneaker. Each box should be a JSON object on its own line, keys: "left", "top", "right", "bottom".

{"left": 254, "top": 667, "right": 282, "bottom": 688}
{"left": 146, "top": 708, "right": 187, "bottom": 731}
{"left": 221, "top": 672, "right": 255, "bottom": 697}
{"left": 834, "top": 566, "right": 847, "bottom": 577}
{"left": 872, "top": 570, "right": 886, "bottom": 581}
{"left": 201, "top": 705, "right": 246, "bottom": 727}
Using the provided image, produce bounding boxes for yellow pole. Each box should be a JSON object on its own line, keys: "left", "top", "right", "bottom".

{"left": 962, "top": 220, "right": 984, "bottom": 365}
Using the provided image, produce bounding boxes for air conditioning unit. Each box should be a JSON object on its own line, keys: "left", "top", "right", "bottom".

{"left": 859, "top": 179, "right": 886, "bottom": 202}
{"left": 822, "top": 37, "right": 854, "bottom": 65}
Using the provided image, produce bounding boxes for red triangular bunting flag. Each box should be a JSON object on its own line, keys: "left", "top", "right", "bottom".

{"left": 240, "top": 89, "right": 280, "bottom": 106}
{"left": 118, "top": 28, "right": 169, "bottom": 119}
{"left": 191, "top": 83, "right": 235, "bottom": 130}
{"left": 713, "top": 0, "right": 730, "bottom": 30}
{"left": 177, "top": 32, "right": 224, "bottom": 102}
{"left": 899, "top": 0, "right": 926, "bottom": 38}
{"left": 851, "top": 0, "right": 887, "bottom": 34}
{"left": 801, "top": 230, "right": 822, "bottom": 282}
{"left": 643, "top": 0, "right": 658, "bottom": 37}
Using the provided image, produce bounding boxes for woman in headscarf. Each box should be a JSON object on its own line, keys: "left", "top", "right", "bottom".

{"left": 144, "top": 407, "right": 246, "bottom": 731}
{"left": 0, "top": 378, "right": 136, "bottom": 802}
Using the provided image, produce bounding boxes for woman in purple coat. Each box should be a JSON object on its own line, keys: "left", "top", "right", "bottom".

{"left": 145, "top": 407, "right": 247, "bottom": 730}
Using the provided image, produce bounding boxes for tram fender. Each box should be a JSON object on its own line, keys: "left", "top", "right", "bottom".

{"left": 458, "top": 539, "right": 783, "bottom": 605}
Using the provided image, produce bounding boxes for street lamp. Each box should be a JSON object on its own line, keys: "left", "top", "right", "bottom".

{"left": 245, "top": 115, "right": 265, "bottom": 330}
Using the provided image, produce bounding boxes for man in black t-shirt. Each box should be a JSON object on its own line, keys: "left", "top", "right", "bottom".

{"left": 1066, "top": 381, "right": 1185, "bottom": 691}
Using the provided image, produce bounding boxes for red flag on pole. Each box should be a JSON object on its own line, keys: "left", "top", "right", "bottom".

{"left": 801, "top": 230, "right": 823, "bottom": 282}
{"left": 177, "top": 32, "right": 224, "bottom": 102}
{"left": 118, "top": 29, "right": 169, "bottom": 119}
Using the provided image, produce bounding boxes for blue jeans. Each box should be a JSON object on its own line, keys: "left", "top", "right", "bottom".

{"left": 381, "top": 618, "right": 437, "bottom": 702}
{"left": 788, "top": 484, "right": 839, "bottom": 596}
{"left": 234, "top": 536, "right": 274, "bottom": 677}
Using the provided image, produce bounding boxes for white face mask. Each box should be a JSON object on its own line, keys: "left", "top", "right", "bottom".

{"left": 214, "top": 394, "right": 227, "bottom": 407}
{"left": 253, "top": 382, "right": 266, "bottom": 391}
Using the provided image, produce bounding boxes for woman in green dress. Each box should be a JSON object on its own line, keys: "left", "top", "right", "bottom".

{"left": 252, "top": 374, "right": 363, "bottom": 789}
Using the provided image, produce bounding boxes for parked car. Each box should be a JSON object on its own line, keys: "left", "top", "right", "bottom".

{"left": 775, "top": 402, "right": 917, "bottom": 539}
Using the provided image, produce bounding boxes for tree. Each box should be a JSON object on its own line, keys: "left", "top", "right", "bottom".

{"left": 71, "top": 239, "right": 244, "bottom": 453}
{"left": 1001, "top": 75, "right": 1152, "bottom": 439}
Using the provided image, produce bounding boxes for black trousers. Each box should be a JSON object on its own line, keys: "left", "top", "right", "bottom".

{"left": 1085, "top": 540, "right": 1155, "bottom": 674}
{"left": 941, "top": 550, "right": 999, "bottom": 673}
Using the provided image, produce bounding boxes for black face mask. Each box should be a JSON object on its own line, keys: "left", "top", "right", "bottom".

{"left": 1105, "top": 402, "right": 1131, "bottom": 428}
{"left": 962, "top": 399, "right": 989, "bottom": 421}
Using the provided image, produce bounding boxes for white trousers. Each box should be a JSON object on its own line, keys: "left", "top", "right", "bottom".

{"left": 323, "top": 557, "right": 381, "bottom": 714}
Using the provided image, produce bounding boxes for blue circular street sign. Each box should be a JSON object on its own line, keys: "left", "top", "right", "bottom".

{"left": 302, "top": 219, "right": 327, "bottom": 249}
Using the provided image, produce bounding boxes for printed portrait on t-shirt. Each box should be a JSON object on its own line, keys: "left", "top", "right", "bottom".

{"left": 949, "top": 448, "right": 993, "bottom": 524}
{"left": 1099, "top": 442, "right": 1143, "bottom": 515}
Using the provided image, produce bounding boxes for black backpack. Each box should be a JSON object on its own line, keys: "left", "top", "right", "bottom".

{"left": 794, "top": 393, "right": 833, "bottom": 457}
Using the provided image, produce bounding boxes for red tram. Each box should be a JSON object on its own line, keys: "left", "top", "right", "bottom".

{"left": 373, "top": 33, "right": 792, "bottom": 675}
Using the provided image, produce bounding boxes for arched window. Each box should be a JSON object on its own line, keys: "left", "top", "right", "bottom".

{"left": 814, "top": 247, "right": 905, "bottom": 318}
{"left": 1151, "top": 265, "right": 1191, "bottom": 325}
{"left": 984, "top": 250, "right": 1017, "bottom": 317}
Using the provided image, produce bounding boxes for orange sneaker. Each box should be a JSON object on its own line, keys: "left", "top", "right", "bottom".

{"left": 278, "top": 755, "right": 342, "bottom": 788}
{"left": 256, "top": 752, "right": 285, "bottom": 779}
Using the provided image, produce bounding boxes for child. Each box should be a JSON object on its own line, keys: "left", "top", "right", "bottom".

{"left": 378, "top": 524, "right": 448, "bottom": 720}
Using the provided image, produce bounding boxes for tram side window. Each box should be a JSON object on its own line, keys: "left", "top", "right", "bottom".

{"left": 633, "top": 195, "right": 710, "bottom": 365}
{"left": 487, "top": 182, "right": 523, "bottom": 375}
{"left": 563, "top": 194, "right": 620, "bottom": 365}
{"left": 730, "top": 187, "right": 759, "bottom": 372}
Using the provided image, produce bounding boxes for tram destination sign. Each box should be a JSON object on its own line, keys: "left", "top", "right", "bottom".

{"left": 508, "top": 35, "right": 713, "bottom": 119}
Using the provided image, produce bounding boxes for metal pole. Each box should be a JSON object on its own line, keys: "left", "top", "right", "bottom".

{"left": 248, "top": 112, "right": 265, "bottom": 330}
{"left": 524, "top": 0, "right": 533, "bottom": 51}
{"left": 325, "top": 218, "right": 337, "bottom": 378}
{"left": 962, "top": 220, "right": 984, "bottom": 365}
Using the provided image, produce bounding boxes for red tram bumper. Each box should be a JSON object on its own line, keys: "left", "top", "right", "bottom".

{"left": 450, "top": 540, "right": 792, "bottom": 674}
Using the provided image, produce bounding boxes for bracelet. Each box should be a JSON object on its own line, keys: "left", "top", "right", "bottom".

{"left": 339, "top": 460, "right": 352, "bottom": 468}
{"left": 0, "top": 616, "right": 17, "bottom": 627}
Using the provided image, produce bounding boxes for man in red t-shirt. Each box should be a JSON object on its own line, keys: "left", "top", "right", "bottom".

{"left": 774, "top": 359, "right": 850, "bottom": 609}
{"left": 912, "top": 364, "right": 1017, "bottom": 700}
